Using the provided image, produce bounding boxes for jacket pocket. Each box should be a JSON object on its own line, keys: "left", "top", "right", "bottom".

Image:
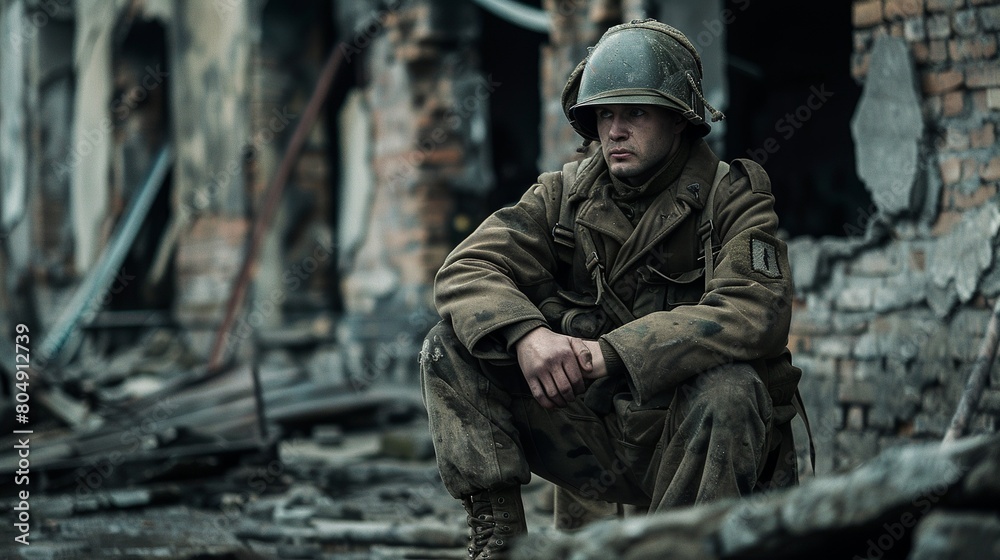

{"left": 634, "top": 266, "right": 705, "bottom": 314}
{"left": 539, "top": 289, "right": 608, "bottom": 339}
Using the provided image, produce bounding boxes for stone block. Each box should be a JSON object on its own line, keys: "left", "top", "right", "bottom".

{"left": 814, "top": 336, "right": 858, "bottom": 359}
{"left": 848, "top": 245, "right": 904, "bottom": 276}
{"left": 923, "top": 70, "right": 964, "bottom": 94}
{"left": 928, "top": 203, "right": 1000, "bottom": 305}
{"left": 938, "top": 157, "right": 962, "bottom": 186}
{"left": 910, "top": 512, "right": 1000, "bottom": 560}
{"left": 970, "top": 123, "right": 996, "bottom": 148}
{"left": 953, "top": 8, "right": 979, "bottom": 36}
{"left": 947, "top": 185, "right": 998, "bottom": 210}
{"left": 839, "top": 380, "right": 878, "bottom": 405}
{"left": 853, "top": 0, "right": 885, "bottom": 27}
{"left": 970, "top": 413, "right": 998, "bottom": 434}
{"left": 943, "top": 126, "right": 971, "bottom": 151}
{"left": 904, "top": 17, "right": 927, "bottom": 40}
{"left": 979, "top": 254, "right": 1000, "bottom": 298}
{"left": 926, "top": 0, "right": 963, "bottom": 10}
{"left": 948, "top": 308, "right": 993, "bottom": 361}
{"left": 788, "top": 236, "right": 824, "bottom": 291}
{"left": 873, "top": 273, "right": 928, "bottom": 312}
{"left": 988, "top": 88, "right": 1000, "bottom": 109}
{"left": 949, "top": 35, "right": 999, "bottom": 61}
{"left": 926, "top": 13, "right": 952, "bottom": 38}
{"left": 884, "top": 0, "right": 925, "bottom": 19}
{"left": 832, "top": 313, "right": 871, "bottom": 335}
{"left": 854, "top": 359, "right": 886, "bottom": 380}
{"left": 845, "top": 405, "right": 866, "bottom": 431}
{"left": 929, "top": 38, "right": 950, "bottom": 62}
{"left": 967, "top": 65, "right": 1000, "bottom": 88}
{"left": 306, "top": 346, "right": 348, "bottom": 386}
{"left": 851, "top": 37, "right": 926, "bottom": 217}
{"left": 913, "top": 411, "right": 949, "bottom": 436}
{"left": 980, "top": 5, "right": 1000, "bottom": 30}
{"left": 942, "top": 90, "right": 965, "bottom": 116}
{"left": 835, "top": 284, "right": 877, "bottom": 312}
{"left": 834, "top": 431, "right": 880, "bottom": 472}
{"left": 926, "top": 278, "right": 960, "bottom": 317}
{"left": 869, "top": 376, "right": 922, "bottom": 431}
{"left": 981, "top": 156, "right": 1000, "bottom": 181}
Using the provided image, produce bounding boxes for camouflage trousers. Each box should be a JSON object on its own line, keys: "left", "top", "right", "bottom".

{"left": 419, "top": 321, "right": 775, "bottom": 517}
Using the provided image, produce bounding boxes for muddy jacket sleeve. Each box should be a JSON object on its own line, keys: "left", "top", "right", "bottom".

{"left": 601, "top": 162, "right": 794, "bottom": 405}
{"left": 433, "top": 172, "right": 564, "bottom": 361}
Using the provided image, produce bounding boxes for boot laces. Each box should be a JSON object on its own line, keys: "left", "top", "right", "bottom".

{"left": 467, "top": 513, "right": 495, "bottom": 557}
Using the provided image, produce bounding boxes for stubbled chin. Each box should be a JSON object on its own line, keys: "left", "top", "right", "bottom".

{"left": 609, "top": 162, "right": 636, "bottom": 177}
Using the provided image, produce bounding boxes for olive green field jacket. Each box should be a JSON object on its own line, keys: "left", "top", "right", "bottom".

{"left": 433, "top": 140, "right": 795, "bottom": 407}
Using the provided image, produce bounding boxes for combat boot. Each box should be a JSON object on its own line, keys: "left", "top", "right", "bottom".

{"left": 462, "top": 485, "right": 527, "bottom": 559}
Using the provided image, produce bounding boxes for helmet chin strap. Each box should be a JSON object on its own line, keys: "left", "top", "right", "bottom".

{"left": 686, "top": 73, "right": 726, "bottom": 123}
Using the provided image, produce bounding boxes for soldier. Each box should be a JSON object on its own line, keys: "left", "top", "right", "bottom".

{"left": 419, "top": 19, "right": 806, "bottom": 560}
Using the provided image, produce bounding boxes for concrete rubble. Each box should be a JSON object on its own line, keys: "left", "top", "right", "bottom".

{"left": 514, "top": 434, "right": 1000, "bottom": 560}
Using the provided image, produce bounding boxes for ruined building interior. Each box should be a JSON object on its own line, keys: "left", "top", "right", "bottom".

{"left": 1, "top": 0, "right": 999, "bottom": 558}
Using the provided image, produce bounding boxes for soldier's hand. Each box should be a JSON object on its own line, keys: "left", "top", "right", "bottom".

{"left": 576, "top": 339, "right": 607, "bottom": 380}
{"left": 514, "top": 327, "right": 588, "bottom": 409}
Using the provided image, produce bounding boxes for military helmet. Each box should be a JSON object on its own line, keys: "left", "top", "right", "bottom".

{"left": 563, "top": 19, "right": 724, "bottom": 140}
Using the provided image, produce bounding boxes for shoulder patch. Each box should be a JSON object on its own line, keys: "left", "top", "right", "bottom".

{"left": 751, "top": 238, "right": 782, "bottom": 278}
{"left": 732, "top": 158, "right": 772, "bottom": 195}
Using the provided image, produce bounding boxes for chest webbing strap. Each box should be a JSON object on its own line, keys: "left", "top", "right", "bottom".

{"left": 698, "top": 160, "right": 730, "bottom": 292}
{"left": 552, "top": 160, "right": 580, "bottom": 266}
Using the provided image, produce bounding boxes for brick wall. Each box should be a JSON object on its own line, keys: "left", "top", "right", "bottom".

{"left": 789, "top": 0, "right": 1000, "bottom": 474}
{"left": 338, "top": 0, "right": 492, "bottom": 386}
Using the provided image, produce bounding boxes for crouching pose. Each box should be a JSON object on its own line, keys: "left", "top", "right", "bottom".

{"left": 420, "top": 19, "right": 805, "bottom": 560}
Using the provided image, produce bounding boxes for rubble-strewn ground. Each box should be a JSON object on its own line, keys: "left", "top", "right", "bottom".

{"left": 3, "top": 328, "right": 998, "bottom": 559}
{"left": 5, "top": 415, "right": 559, "bottom": 559}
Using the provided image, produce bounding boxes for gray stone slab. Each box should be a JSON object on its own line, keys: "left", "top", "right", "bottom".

{"left": 788, "top": 237, "right": 824, "bottom": 293}
{"left": 873, "top": 271, "right": 928, "bottom": 312}
{"left": 929, "top": 203, "right": 1000, "bottom": 304}
{"left": 834, "top": 431, "right": 880, "bottom": 471}
{"left": 850, "top": 37, "right": 925, "bottom": 217}
{"left": 910, "top": 511, "right": 1000, "bottom": 560}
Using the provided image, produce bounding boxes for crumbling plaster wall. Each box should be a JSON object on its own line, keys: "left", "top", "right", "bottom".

{"left": 788, "top": 0, "right": 1000, "bottom": 475}
{"left": 338, "top": 0, "right": 494, "bottom": 386}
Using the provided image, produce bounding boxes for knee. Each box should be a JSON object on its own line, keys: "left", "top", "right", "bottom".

{"left": 678, "top": 363, "right": 772, "bottom": 426}
{"left": 419, "top": 320, "right": 478, "bottom": 388}
{"left": 419, "top": 321, "right": 452, "bottom": 375}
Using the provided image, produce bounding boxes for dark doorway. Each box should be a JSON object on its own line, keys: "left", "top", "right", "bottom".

{"left": 110, "top": 18, "right": 173, "bottom": 312}
{"left": 478, "top": 0, "right": 544, "bottom": 211}
{"left": 725, "top": 0, "right": 870, "bottom": 238}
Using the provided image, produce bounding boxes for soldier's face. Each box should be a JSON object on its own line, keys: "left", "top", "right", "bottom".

{"left": 594, "top": 104, "right": 687, "bottom": 186}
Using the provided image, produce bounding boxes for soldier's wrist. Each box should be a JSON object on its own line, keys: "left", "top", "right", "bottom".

{"left": 598, "top": 338, "right": 626, "bottom": 377}
{"left": 503, "top": 320, "right": 549, "bottom": 353}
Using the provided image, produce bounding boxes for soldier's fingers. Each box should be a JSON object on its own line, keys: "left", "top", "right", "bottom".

{"left": 571, "top": 338, "right": 593, "bottom": 374}
{"left": 561, "top": 355, "right": 587, "bottom": 395}
{"left": 552, "top": 367, "right": 577, "bottom": 403}
{"left": 527, "top": 378, "right": 556, "bottom": 409}
{"left": 539, "top": 372, "right": 568, "bottom": 408}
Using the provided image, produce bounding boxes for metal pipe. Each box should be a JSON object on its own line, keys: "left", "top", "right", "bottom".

{"left": 943, "top": 296, "right": 1000, "bottom": 444}
{"left": 207, "top": 40, "right": 346, "bottom": 373}
{"left": 38, "top": 144, "right": 174, "bottom": 368}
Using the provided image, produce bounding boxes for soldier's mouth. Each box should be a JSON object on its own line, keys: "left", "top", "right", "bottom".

{"left": 608, "top": 148, "right": 633, "bottom": 160}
